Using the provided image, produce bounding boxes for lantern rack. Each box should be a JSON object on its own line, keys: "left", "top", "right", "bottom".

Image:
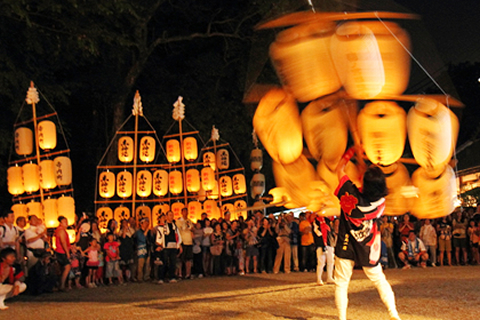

{"left": 8, "top": 149, "right": 71, "bottom": 166}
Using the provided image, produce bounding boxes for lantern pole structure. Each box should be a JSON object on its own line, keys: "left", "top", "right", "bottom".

{"left": 131, "top": 91, "right": 143, "bottom": 219}
{"left": 26, "top": 81, "right": 45, "bottom": 208}
{"left": 211, "top": 126, "right": 223, "bottom": 209}
{"left": 173, "top": 96, "right": 188, "bottom": 205}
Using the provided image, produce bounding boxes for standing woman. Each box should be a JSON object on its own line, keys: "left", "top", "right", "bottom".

{"left": 54, "top": 216, "right": 71, "bottom": 292}
{"left": 398, "top": 214, "right": 414, "bottom": 244}
{"left": 118, "top": 219, "right": 135, "bottom": 281}
{"left": 258, "top": 218, "right": 276, "bottom": 273}
{"left": 452, "top": 210, "right": 468, "bottom": 265}
{"left": 210, "top": 223, "right": 225, "bottom": 276}
{"left": 437, "top": 216, "right": 452, "bottom": 266}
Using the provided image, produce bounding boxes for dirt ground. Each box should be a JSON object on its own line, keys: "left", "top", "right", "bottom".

{"left": 5, "top": 265, "right": 479, "bottom": 320}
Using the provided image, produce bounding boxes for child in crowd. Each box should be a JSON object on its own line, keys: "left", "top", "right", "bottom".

{"left": 0, "top": 248, "right": 26, "bottom": 310}
{"left": 84, "top": 238, "right": 101, "bottom": 288}
{"left": 103, "top": 233, "right": 123, "bottom": 285}
{"left": 96, "top": 250, "right": 105, "bottom": 286}
{"left": 69, "top": 246, "right": 83, "bottom": 289}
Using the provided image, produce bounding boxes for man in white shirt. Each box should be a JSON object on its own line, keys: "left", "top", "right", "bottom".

{"left": 24, "top": 215, "right": 47, "bottom": 269}
{"left": 419, "top": 219, "right": 437, "bottom": 267}
{"left": 176, "top": 208, "right": 193, "bottom": 279}
{"left": 0, "top": 213, "right": 19, "bottom": 250}
{"left": 399, "top": 230, "right": 429, "bottom": 269}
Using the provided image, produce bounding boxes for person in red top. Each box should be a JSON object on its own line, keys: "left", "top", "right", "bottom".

{"left": 334, "top": 147, "right": 400, "bottom": 320}
{"left": 0, "top": 247, "right": 26, "bottom": 310}
{"left": 104, "top": 233, "right": 123, "bottom": 285}
{"left": 54, "top": 216, "right": 71, "bottom": 292}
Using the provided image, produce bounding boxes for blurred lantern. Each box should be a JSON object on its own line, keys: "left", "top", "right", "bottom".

{"left": 26, "top": 201, "right": 43, "bottom": 220}
{"left": 57, "top": 196, "right": 76, "bottom": 226}
{"left": 54, "top": 156, "right": 72, "bottom": 186}
{"left": 216, "top": 149, "right": 229, "bottom": 170}
{"left": 233, "top": 200, "right": 247, "bottom": 219}
{"left": 381, "top": 163, "right": 412, "bottom": 216}
{"left": 7, "top": 166, "right": 24, "bottom": 195}
{"left": 23, "top": 163, "right": 40, "bottom": 193}
{"left": 358, "top": 101, "right": 407, "bottom": 166}
{"left": 15, "top": 127, "right": 33, "bottom": 156}
{"left": 99, "top": 171, "right": 115, "bottom": 198}
{"left": 197, "top": 187, "right": 206, "bottom": 202}
{"left": 233, "top": 174, "right": 247, "bottom": 194}
{"left": 201, "top": 167, "right": 215, "bottom": 191}
{"left": 250, "top": 148, "right": 263, "bottom": 172}
{"left": 203, "top": 200, "right": 220, "bottom": 219}
{"left": 136, "top": 170, "right": 152, "bottom": 197}
{"left": 136, "top": 205, "right": 152, "bottom": 226}
{"left": 166, "top": 139, "right": 181, "bottom": 163}
{"left": 96, "top": 207, "right": 113, "bottom": 232}
{"left": 301, "top": 92, "right": 349, "bottom": 167}
{"left": 39, "top": 160, "right": 57, "bottom": 190}
{"left": 171, "top": 202, "right": 185, "bottom": 220}
{"left": 331, "top": 21, "right": 411, "bottom": 100}
{"left": 66, "top": 229, "right": 76, "bottom": 244}
{"left": 183, "top": 137, "right": 198, "bottom": 161}
{"left": 269, "top": 21, "right": 341, "bottom": 102}
{"left": 11, "top": 203, "right": 27, "bottom": 220}
{"left": 118, "top": 136, "right": 134, "bottom": 163}
{"left": 307, "top": 181, "right": 340, "bottom": 217}
{"left": 43, "top": 198, "right": 58, "bottom": 228}
{"left": 407, "top": 98, "right": 459, "bottom": 177}
{"left": 38, "top": 120, "right": 57, "bottom": 150}
{"left": 153, "top": 169, "right": 169, "bottom": 196}
{"left": 116, "top": 171, "right": 133, "bottom": 198}
{"left": 186, "top": 169, "right": 201, "bottom": 193}
{"left": 253, "top": 88, "right": 303, "bottom": 164}
{"left": 269, "top": 187, "right": 292, "bottom": 205}
{"left": 188, "top": 201, "right": 202, "bottom": 221}
{"left": 219, "top": 175, "right": 233, "bottom": 197}
{"left": 411, "top": 165, "right": 457, "bottom": 219}
{"left": 114, "top": 206, "right": 131, "bottom": 223}
{"left": 152, "top": 204, "right": 169, "bottom": 224}
{"left": 316, "top": 159, "right": 362, "bottom": 191}
{"left": 203, "top": 152, "right": 216, "bottom": 170}
{"left": 207, "top": 181, "right": 219, "bottom": 200}
{"left": 221, "top": 203, "right": 235, "bottom": 216}
{"left": 169, "top": 170, "right": 183, "bottom": 195}
{"left": 139, "top": 136, "right": 156, "bottom": 163}
{"left": 250, "top": 173, "right": 265, "bottom": 199}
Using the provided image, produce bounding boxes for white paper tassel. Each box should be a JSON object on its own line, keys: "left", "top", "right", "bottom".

{"left": 211, "top": 126, "right": 220, "bottom": 141}
{"left": 172, "top": 96, "right": 185, "bottom": 121}
{"left": 25, "top": 82, "right": 40, "bottom": 105}
{"left": 132, "top": 91, "right": 143, "bottom": 116}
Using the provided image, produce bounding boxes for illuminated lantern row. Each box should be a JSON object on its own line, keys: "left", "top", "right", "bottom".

{"left": 166, "top": 139, "right": 181, "bottom": 163}
{"left": 117, "top": 171, "right": 133, "bottom": 198}
{"left": 99, "top": 171, "right": 115, "bottom": 198}
{"left": 250, "top": 148, "right": 263, "bottom": 172}
{"left": 169, "top": 170, "right": 183, "bottom": 195}
{"left": 54, "top": 156, "right": 72, "bottom": 186}
{"left": 203, "top": 152, "right": 216, "bottom": 170}
{"left": 139, "top": 136, "right": 156, "bottom": 163}
{"left": 216, "top": 149, "right": 229, "bottom": 170}
{"left": 118, "top": 136, "right": 134, "bottom": 163}
{"left": 7, "top": 166, "right": 24, "bottom": 195}
{"left": 15, "top": 127, "right": 33, "bottom": 156}
{"left": 114, "top": 206, "right": 131, "bottom": 222}
{"left": 38, "top": 120, "right": 57, "bottom": 150}
{"left": 23, "top": 163, "right": 40, "bottom": 193}
{"left": 137, "top": 170, "right": 152, "bottom": 197}
{"left": 40, "top": 160, "right": 57, "bottom": 190}
{"left": 186, "top": 169, "right": 201, "bottom": 193}
{"left": 153, "top": 170, "right": 168, "bottom": 196}
{"left": 183, "top": 137, "right": 198, "bottom": 161}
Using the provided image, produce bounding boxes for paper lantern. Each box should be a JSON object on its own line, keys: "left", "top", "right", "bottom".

{"left": 137, "top": 170, "right": 152, "bottom": 197}
{"left": 216, "top": 149, "right": 229, "bottom": 170}
{"left": 38, "top": 120, "right": 57, "bottom": 150}
{"left": 118, "top": 136, "right": 134, "bottom": 163}
{"left": 233, "top": 174, "right": 247, "bottom": 194}
{"left": 307, "top": 181, "right": 340, "bottom": 217}
{"left": 250, "top": 173, "right": 266, "bottom": 199}
{"left": 117, "top": 171, "right": 133, "bottom": 198}
{"left": 39, "top": 160, "right": 57, "bottom": 190}
{"left": 381, "top": 163, "right": 412, "bottom": 216}
{"left": 139, "top": 136, "right": 156, "bottom": 163}
{"left": 99, "top": 171, "right": 115, "bottom": 198}
{"left": 171, "top": 202, "right": 185, "bottom": 220}
{"left": 253, "top": 88, "right": 303, "bottom": 164}
{"left": 26, "top": 201, "right": 43, "bottom": 220}
{"left": 169, "top": 170, "right": 183, "bottom": 195}
{"left": 23, "top": 163, "right": 40, "bottom": 193}
{"left": 15, "top": 127, "right": 33, "bottom": 156}
{"left": 207, "top": 181, "right": 219, "bottom": 200}
{"left": 96, "top": 207, "right": 113, "bottom": 232}
{"left": 269, "top": 187, "right": 292, "bottom": 205}
{"left": 203, "top": 152, "right": 216, "bottom": 170}
{"left": 411, "top": 165, "right": 457, "bottom": 219}
{"left": 54, "top": 156, "right": 72, "bottom": 186}
{"left": 188, "top": 201, "right": 203, "bottom": 221}
{"left": 197, "top": 187, "right": 206, "bottom": 202}
{"left": 11, "top": 203, "right": 27, "bottom": 220}
{"left": 57, "top": 196, "right": 76, "bottom": 226}
{"left": 153, "top": 169, "right": 169, "bottom": 196}
{"left": 201, "top": 167, "right": 215, "bottom": 191}
{"left": 166, "top": 139, "right": 181, "bottom": 163}
{"left": 301, "top": 92, "right": 349, "bottom": 167}
{"left": 114, "top": 206, "right": 131, "bottom": 222}
{"left": 250, "top": 148, "right": 263, "bottom": 172}
{"left": 317, "top": 159, "right": 362, "bottom": 191}
{"left": 407, "top": 98, "right": 459, "bottom": 176}
{"left": 221, "top": 203, "right": 235, "bottom": 216}
{"left": 269, "top": 21, "right": 341, "bottom": 102}
{"left": 219, "top": 175, "right": 233, "bottom": 197}
{"left": 152, "top": 204, "right": 169, "bottom": 224}
{"left": 203, "top": 200, "right": 220, "bottom": 219}
{"left": 331, "top": 21, "right": 411, "bottom": 99}
{"left": 233, "top": 200, "right": 247, "bottom": 219}
{"left": 183, "top": 137, "right": 198, "bottom": 161}
{"left": 358, "top": 101, "right": 407, "bottom": 166}
{"left": 44, "top": 198, "right": 59, "bottom": 229}
{"left": 7, "top": 166, "right": 24, "bottom": 195}
{"left": 136, "top": 205, "right": 152, "bottom": 226}
{"left": 186, "top": 169, "right": 201, "bottom": 193}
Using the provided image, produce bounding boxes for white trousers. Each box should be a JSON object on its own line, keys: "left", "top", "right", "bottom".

{"left": 316, "top": 246, "right": 334, "bottom": 283}
{"left": 0, "top": 282, "right": 27, "bottom": 308}
{"left": 334, "top": 258, "right": 399, "bottom": 320}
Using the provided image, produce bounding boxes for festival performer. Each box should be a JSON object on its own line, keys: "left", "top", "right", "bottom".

{"left": 334, "top": 147, "right": 400, "bottom": 320}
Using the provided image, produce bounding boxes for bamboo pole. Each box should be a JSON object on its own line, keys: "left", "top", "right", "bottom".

{"left": 29, "top": 82, "right": 45, "bottom": 208}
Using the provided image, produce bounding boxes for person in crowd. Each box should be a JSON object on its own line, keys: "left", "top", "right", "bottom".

{"left": 452, "top": 209, "right": 468, "bottom": 265}
{"left": 163, "top": 211, "right": 182, "bottom": 283}
{"left": 176, "top": 208, "right": 194, "bottom": 279}
{"left": 243, "top": 218, "right": 259, "bottom": 274}
{"left": 257, "top": 217, "right": 276, "bottom": 274}
{"left": 75, "top": 216, "right": 91, "bottom": 252}
{"left": 398, "top": 214, "right": 414, "bottom": 243}
{"left": 201, "top": 218, "right": 213, "bottom": 276}
{"left": 0, "top": 212, "right": 19, "bottom": 250}
{"left": 118, "top": 219, "right": 135, "bottom": 282}
{"left": 419, "top": 219, "right": 437, "bottom": 267}
{"left": 90, "top": 220, "right": 102, "bottom": 243}
{"left": 334, "top": 147, "right": 400, "bottom": 320}
{"left": 24, "top": 215, "right": 47, "bottom": 270}
{"left": 313, "top": 214, "right": 335, "bottom": 285}
{"left": 153, "top": 214, "right": 167, "bottom": 284}
{"left": 399, "top": 230, "right": 429, "bottom": 269}
{"left": 54, "top": 216, "right": 71, "bottom": 292}
{"left": 286, "top": 213, "right": 300, "bottom": 272}
{"left": 84, "top": 238, "right": 100, "bottom": 288}
{"left": 69, "top": 245, "right": 83, "bottom": 289}
{"left": 299, "top": 212, "right": 315, "bottom": 272}
{"left": 467, "top": 219, "right": 479, "bottom": 265}
{"left": 380, "top": 216, "right": 397, "bottom": 269}
{"left": 192, "top": 221, "right": 204, "bottom": 278}
{"left": 135, "top": 218, "right": 151, "bottom": 282}
{"left": 0, "top": 248, "right": 26, "bottom": 310}
{"left": 210, "top": 223, "right": 225, "bottom": 275}
{"left": 273, "top": 214, "right": 291, "bottom": 274}
{"left": 25, "top": 251, "right": 56, "bottom": 296}
{"left": 14, "top": 217, "right": 27, "bottom": 270}
{"left": 437, "top": 215, "right": 452, "bottom": 266}
{"left": 104, "top": 232, "right": 123, "bottom": 285}
{"left": 106, "top": 219, "right": 118, "bottom": 239}
{"left": 225, "top": 221, "right": 240, "bottom": 275}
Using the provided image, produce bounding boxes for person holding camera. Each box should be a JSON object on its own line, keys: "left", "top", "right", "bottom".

{"left": 273, "top": 214, "right": 291, "bottom": 274}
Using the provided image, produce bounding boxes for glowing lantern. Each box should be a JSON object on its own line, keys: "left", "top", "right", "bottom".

{"left": 233, "top": 200, "right": 247, "bottom": 219}
{"left": 11, "top": 203, "right": 27, "bottom": 220}
{"left": 219, "top": 175, "right": 233, "bottom": 197}
{"left": 203, "top": 152, "right": 216, "bottom": 170}
{"left": 15, "top": 127, "right": 33, "bottom": 156}
{"left": 407, "top": 98, "right": 459, "bottom": 176}
{"left": 358, "top": 101, "right": 407, "bottom": 166}
{"left": 7, "top": 166, "right": 24, "bottom": 195}
{"left": 411, "top": 165, "right": 457, "bottom": 219}
{"left": 301, "top": 92, "right": 349, "bottom": 167}
{"left": 253, "top": 88, "right": 303, "bottom": 164}
{"left": 153, "top": 170, "right": 169, "bottom": 196}
{"left": 171, "top": 202, "right": 185, "bottom": 220}
{"left": 57, "top": 196, "right": 76, "bottom": 226}
{"left": 116, "top": 171, "right": 132, "bottom": 198}
{"left": 39, "top": 160, "right": 57, "bottom": 190}
{"left": 38, "top": 120, "right": 57, "bottom": 150}
{"left": 99, "top": 171, "right": 115, "bottom": 198}
{"left": 216, "top": 149, "right": 229, "bottom": 170}
{"left": 307, "top": 181, "right": 340, "bottom": 217}
{"left": 201, "top": 167, "right": 215, "bottom": 191}
{"left": 250, "top": 148, "right": 263, "bottom": 172}
{"left": 197, "top": 187, "right": 207, "bottom": 202}
{"left": 118, "top": 136, "right": 134, "bottom": 163}
{"left": 96, "top": 207, "right": 113, "bottom": 232}
{"left": 136, "top": 205, "right": 152, "bottom": 226}
{"left": 114, "top": 206, "right": 131, "bottom": 222}
{"left": 269, "top": 187, "right": 292, "bottom": 205}
{"left": 250, "top": 173, "right": 265, "bottom": 199}
{"left": 139, "top": 136, "right": 156, "bottom": 163}
{"left": 169, "top": 170, "right": 183, "bottom": 195}
{"left": 54, "top": 156, "right": 72, "bottom": 186}
{"left": 136, "top": 170, "right": 152, "bottom": 197}
{"left": 67, "top": 230, "right": 76, "bottom": 244}
{"left": 188, "top": 201, "right": 203, "bottom": 221}
{"left": 331, "top": 21, "right": 411, "bottom": 100}
{"left": 23, "top": 163, "right": 40, "bottom": 193}
{"left": 317, "top": 159, "right": 362, "bottom": 191}
{"left": 183, "top": 137, "right": 198, "bottom": 161}
{"left": 203, "top": 200, "right": 220, "bottom": 219}
{"left": 233, "top": 174, "right": 247, "bottom": 194}
{"left": 381, "top": 163, "right": 412, "bottom": 216}
{"left": 44, "top": 198, "right": 59, "bottom": 229}
{"left": 186, "top": 169, "right": 201, "bottom": 193}
{"left": 166, "top": 139, "right": 181, "bottom": 163}
{"left": 207, "top": 181, "right": 219, "bottom": 200}
{"left": 152, "top": 204, "right": 169, "bottom": 224}
{"left": 26, "top": 201, "right": 43, "bottom": 220}
{"left": 269, "top": 21, "right": 341, "bottom": 102}
{"left": 221, "top": 203, "right": 235, "bottom": 216}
